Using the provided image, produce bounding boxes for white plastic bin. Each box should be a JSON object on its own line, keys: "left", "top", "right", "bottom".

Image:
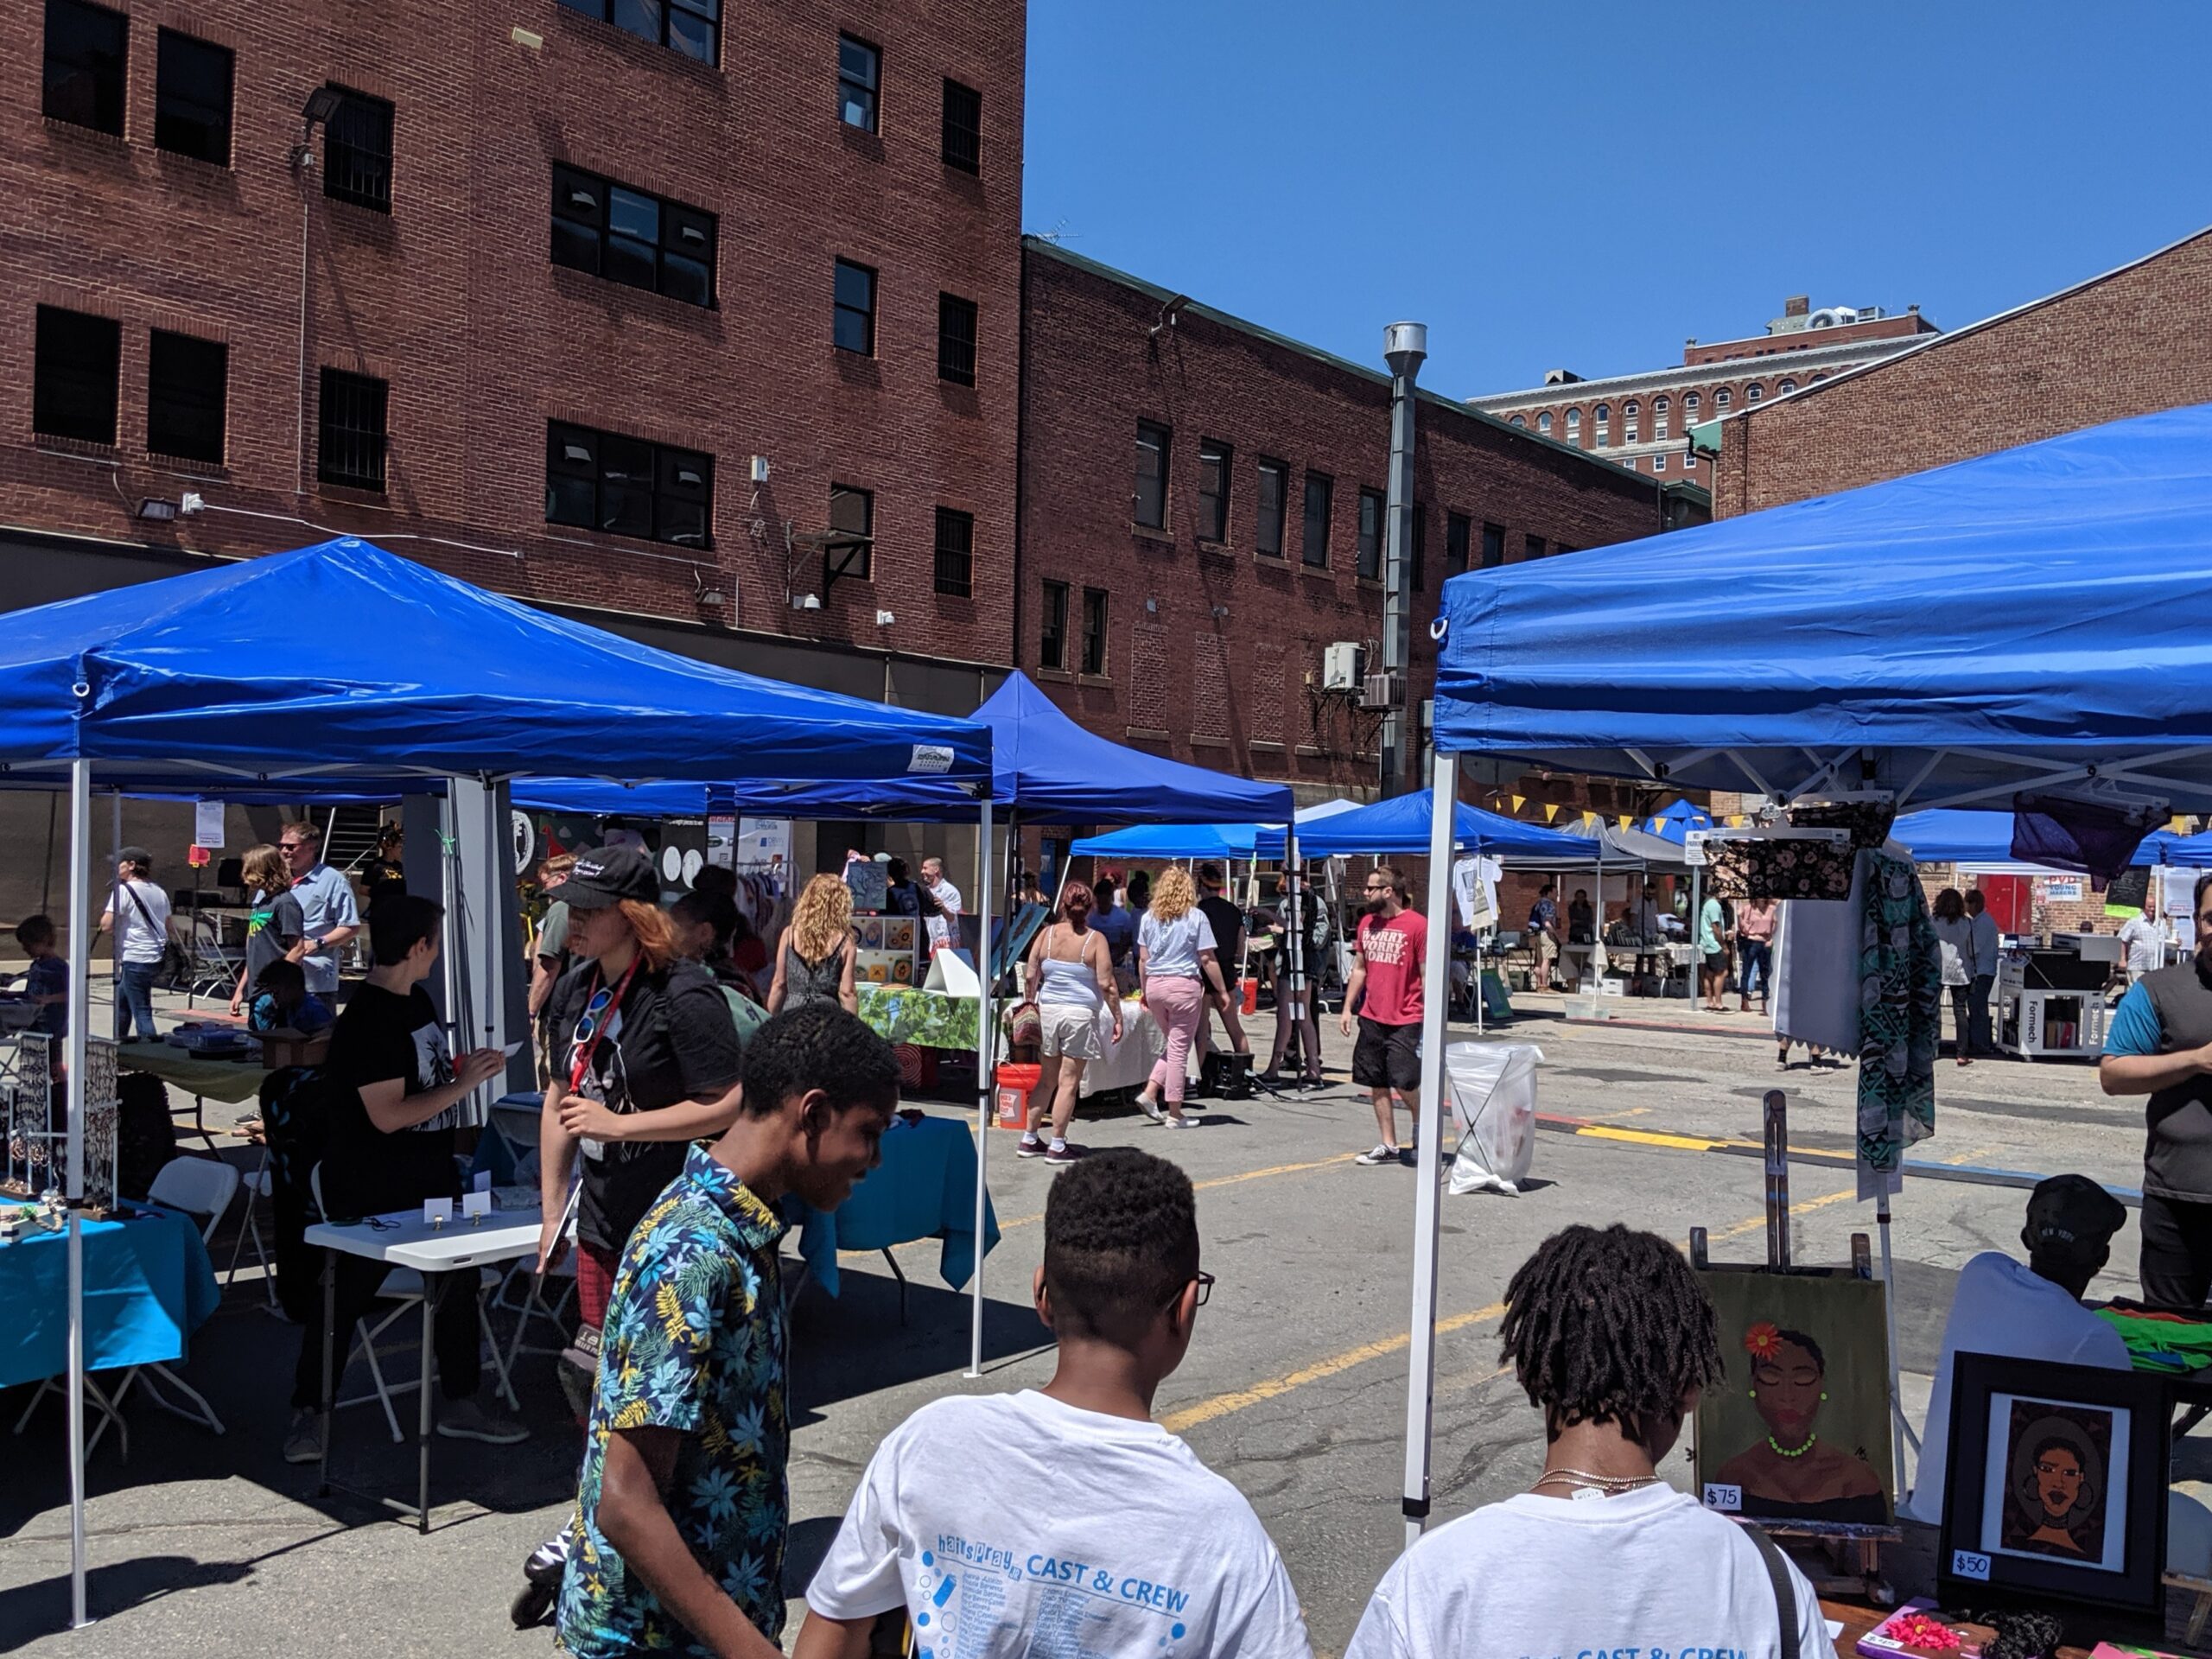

{"left": 1445, "top": 1040, "right": 1543, "bottom": 1197}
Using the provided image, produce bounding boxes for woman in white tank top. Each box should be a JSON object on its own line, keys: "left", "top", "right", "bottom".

{"left": 1019, "top": 880, "right": 1122, "bottom": 1165}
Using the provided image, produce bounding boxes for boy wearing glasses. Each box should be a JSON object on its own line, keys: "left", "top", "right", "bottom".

{"left": 795, "top": 1147, "right": 1310, "bottom": 1659}
{"left": 1341, "top": 867, "right": 1429, "bottom": 1167}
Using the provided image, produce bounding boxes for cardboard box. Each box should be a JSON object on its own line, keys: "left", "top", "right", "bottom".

{"left": 257, "top": 1028, "right": 331, "bottom": 1071}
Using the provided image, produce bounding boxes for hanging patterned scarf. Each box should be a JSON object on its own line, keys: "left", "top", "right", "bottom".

{"left": 1857, "top": 850, "right": 1939, "bottom": 1192}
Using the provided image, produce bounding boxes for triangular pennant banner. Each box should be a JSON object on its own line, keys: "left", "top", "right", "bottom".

{"left": 1544, "top": 804, "right": 1560, "bottom": 822}
{"left": 1511, "top": 795, "right": 1525, "bottom": 812}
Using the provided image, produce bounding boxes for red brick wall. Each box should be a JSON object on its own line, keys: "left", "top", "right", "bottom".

{"left": 1713, "top": 229, "right": 2212, "bottom": 516}
{"left": 0, "top": 0, "right": 1024, "bottom": 668}
{"left": 1681, "top": 312, "right": 1933, "bottom": 365}
{"left": 1018, "top": 242, "right": 1683, "bottom": 794}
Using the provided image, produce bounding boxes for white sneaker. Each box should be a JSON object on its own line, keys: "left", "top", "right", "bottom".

{"left": 1136, "top": 1093, "right": 1165, "bottom": 1124}
{"left": 1354, "top": 1143, "right": 1402, "bottom": 1166}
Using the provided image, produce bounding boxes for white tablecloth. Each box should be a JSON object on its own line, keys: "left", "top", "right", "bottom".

{"left": 1078, "top": 1000, "right": 1166, "bottom": 1097}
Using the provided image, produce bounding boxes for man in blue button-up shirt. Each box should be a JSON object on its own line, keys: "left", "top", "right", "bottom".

{"left": 281, "top": 821, "right": 360, "bottom": 998}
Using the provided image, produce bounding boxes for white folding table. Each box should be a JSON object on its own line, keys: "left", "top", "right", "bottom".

{"left": 303, "top": 1205, "right": 540, "bottom": 1532}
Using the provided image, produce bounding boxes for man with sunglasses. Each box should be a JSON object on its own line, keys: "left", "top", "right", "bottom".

{"left": 280, "top": 819, "right": 360, "bottom": 1001}
{"left": 798, "top": 1148, "right": 1310, "bottom": 1659}
{"left": 1342, "top": 867, "right": 1429, "bottom": 1167}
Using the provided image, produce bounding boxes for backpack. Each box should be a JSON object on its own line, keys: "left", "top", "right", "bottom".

{"left": 116, "top": 1071, "right": 178, "bottom": 1200}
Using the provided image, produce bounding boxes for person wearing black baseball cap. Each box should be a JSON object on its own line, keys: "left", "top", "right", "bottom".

{"left": 1903, "top": 1173, "right": 2130, "bottom": 1524}
{"left": 97, "top": 845, "right": 171, "bottom": 1040}
{"left": 517, "top": 844, "right": 749, "bottom": 1625}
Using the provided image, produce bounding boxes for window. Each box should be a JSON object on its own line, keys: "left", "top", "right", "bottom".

{"left": 42, "top": 0, "right": 126, "bottom": 135}
{"left": 1813, "top": 372, "right": 1829, "bottom": 384}
{"left": 1481, "top": 522, "right": 1505, "bottom": 569}
{"left": 1039, "top": 580, "right": 1068, "bottom": 671}
{"left": 1562, "top": 409, "right": 1578, "bottom": 440}
{"left": 833, "top": 258, "right": 876, "bottom": 354}
{"left": 1714, "top": 387, "right": 1732, "bottom": 410}
{"left": 1745, "top": 383, "right": 1764, "bottom": 404}
{"left": 155, "top": 29, "right": 232, "bottom": 162}
{"left": 1300, "top": 472, "right": 1332, "bottom": 566}
{"left": 1133, "top": 420, "right": 1170, "bottom": 528}
{"left": 544, "top": 420, "right": 712, "bottom": 546}
{"left": 933, "top": 506, "right": 973, "bottom": 597}
{"left": 1509, "top": 414, "right": 1526, "bottom": 428}
{"left": 1683, "top": 453, "right": 1697, "bottom": 470}
{"left": 1624, "top": 400, "right": 1640, "bottom": 443}
{"left": 557, "top": 0, "right": 719, "bottom": 65}
{"left": 318, "top": 368, "right": 389, "bottom": 492}
{"left": 937, "top": 292, "right": 977, "bottom": 385}
{"left": 1778, "top": 378, "right": 1797, "bottom": 395}
{"left": 1655, "top": 396, "right": 1672, "bottom": 440}
{"left": 550, "top": 164, "right": 716, "bottom": 307}
{"left": 146, "top": 330, "right": 227, "bottom": 462}
{"left": 1197, "top": 440, "right": 1231, "bottom": 542}
{"left": 1652, "top": 453, "right": 1667, "bottom": 473}
{"left": 1684, "top": 391, "right": 1700, "bottom": 418}
{"left": 1357, "top": 487, "right": 1385, "bottom": 580}
{"left": 1255, "top": 459, "right": 1287, "bottom": 556}
{"left": 1537, "top": 411, "right": 1553, "bottom": 435}
{"left": 1446, "top": 512, "right": 1471, "bottom": 576}
{"left": 941, "top": 77, "right": 982, "bottom": 173}
{"left": 837, "top": 34, "right": 879, "bottom": 131}
{"left": 827, "top": 483, "right": 874, "bottom": 578}
{"left": 1525, "top": 533, "right": 1546, "bottom": 562}
{"left": 32, "top": 306, "right": 120, "bottom": 444}
{"left": 323, "top": 87, "right": 393, "bottom": 212}
{"left": 1593, "top": 404, "right": 1611, "bottom": 447}
{"left": 1081, "top": 588, "right": 1109, "bottom": 676}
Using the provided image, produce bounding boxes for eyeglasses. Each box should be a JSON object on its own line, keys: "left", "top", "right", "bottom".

{"left": 1166, "top": 1271, "right": 1215, "bottom": 1311}
{"left": 279, "top": 842, "right": 306, "bottom": 853}
{"left": 574, "top": 983, "right": 617, "bottom": 1046}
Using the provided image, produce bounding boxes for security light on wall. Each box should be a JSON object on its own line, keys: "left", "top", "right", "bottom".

{"left": 301, "top": 87, "right": 343, "bottom": 126}
{"left": 791, "top": 594, "right": 822, "bottom": 612}
{"left": 875, "top": 610, "right": 896, "bottom": 627}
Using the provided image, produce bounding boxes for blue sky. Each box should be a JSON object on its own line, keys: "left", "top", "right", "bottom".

{"left": 1023, "top": 3, "right": 2211, "bottom": 397}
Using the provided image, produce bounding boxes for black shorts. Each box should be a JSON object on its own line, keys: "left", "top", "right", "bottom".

{"left": 1352, "top": 1016, "right": 1421, "bottom": 1090}
{"left": 1703, "top": 951, "right": 1728, "bottom": 976}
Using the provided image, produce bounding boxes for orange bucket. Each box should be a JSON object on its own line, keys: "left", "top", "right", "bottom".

{"left": 994, "top": 1062, "right": 1042, "bottom": 1131}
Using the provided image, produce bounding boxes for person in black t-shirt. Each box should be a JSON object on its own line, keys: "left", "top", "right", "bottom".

{"left": 283, "top": 893, "right": 519, "bottom": 1465}
{"left": 1192, "top": 862, "right": 1252, "bottom": 1076}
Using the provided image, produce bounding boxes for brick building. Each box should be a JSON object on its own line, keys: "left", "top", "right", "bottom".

{"left": 1471, "top": 295, "right": 1939, "bottom": 484}
{"left": 3, "top": 0, "right": 1023, "bottom": 713}
{"left": 1017, "top": 239, "right": 1704, "bottom": 803}
{"left": 1704, "top": 224, "right": 2212, "bottom": 516}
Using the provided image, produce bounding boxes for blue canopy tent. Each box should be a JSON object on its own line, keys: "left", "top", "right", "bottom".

{"left": 1892, "top": 808, "right": 2212, "bottom": 869}
{"left": 1068, "top": 822, "right": 1287, "bottom": 861}
{"left": 1294, "top": 789, "right": 1602, "bottom": 860}
{"left": 1395, "top": 405, "right": 2212, "bottom": 1555}
{"left": 0, "top": 537, "right": 995, "bottom": 1624}
{"left": 1645, "top": 796, "right": 1713, "bottom": 842}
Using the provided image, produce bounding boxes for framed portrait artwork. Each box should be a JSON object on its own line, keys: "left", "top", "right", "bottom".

{"left": 1693, "top": 1268, "right": 1896, "bottom": 1532}
{"left": 1938, "top": 1354, "right": 2169, "bottom": 1616}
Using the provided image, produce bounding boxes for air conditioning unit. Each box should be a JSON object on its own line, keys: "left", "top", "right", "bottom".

{"left": 1322, "top": 641, "right": 1365, "bottom": 691}
{"left": 1360, "top": 671, "right": 1404, "bottom": 711}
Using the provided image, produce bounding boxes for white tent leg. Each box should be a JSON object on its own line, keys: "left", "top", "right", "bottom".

{"left": 967, "top": 798, "right": 995, "bottom": 1380}
{"left": 109, "top": 788, "right": 121, "bottom": 1027}
{"left": 67, "top": 759, "right": 92, "bottom": 1628}
{"left": 1401, "top": 753, "right": 1458, "bottom": 1549}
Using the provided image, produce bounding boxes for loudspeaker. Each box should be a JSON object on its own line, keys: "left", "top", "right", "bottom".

{"left": 1199, "top": 1052, "right": 1253, "bottom": 1101}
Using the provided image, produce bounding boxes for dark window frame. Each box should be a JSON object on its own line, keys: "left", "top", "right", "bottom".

{"left": 826, "top": 482, "right": 874, "bottom": 580}
{"left": 550, "top": 162, "right": 717, "bottom": 308}
{"left": 1446, "top": 511, "right": 1471, "bottom": 577}
{"left": 323, "top": 86, "right": 394, "bottom": 213}
{"left": 1196, "top": 439, "right": 1232, "bottom": 543}
{"left": 1081, "top": 587, "right": 1109, "bottom": 677}
{"left": 932, "top": 505, "right": 974, "bottom": 598}
{"left": 1134, "top": 420, "right": 1171, "bottom": 530}
{"left": 32, "top": 305, "right": 121, "bottom": 446}
{"left": 146, "top": 329, "right": 228, "bottom": 463}
{"left": 544, "top": 419, "right": 714, "bottom": 549}
{"left": 1481, "top": 522, "right": 1505, "bottom": 569}
{"left": 936, "top": 292, "right": 977, "bottom": 386}
{"left": 317, "top": 368, "right": 389, "bottom": 493}
{"left": 833, "top": 258, "right": 877, "bottom": 355}
{"left": 42, "top": 0, "right": 128, "bottom": 136}
{"left": 1301, "top": 471, "right": 1332, "bottom": 567}
{"left": 556, "top": 0, "right": 720, "bottom": 66}
{"left": 941, "top": 77, "right": 982, "bottom": 173}
{"left": 154, "top": 28, "right": 232, "bottom": 163}
{"left": 1255, "top": 458, "right": 1288, "bottom": 557}
{"left": 1357, "top": 486, "right": 1386, "bottom": 580}
{"left": 836, "top": 33, "right": 880, "bottom": 131}
{"left": 1039, "top": 578, "right": 1069, "bottom": 671}
{"left": 1524, "top": 532, "right": 1547, "bottom": 563}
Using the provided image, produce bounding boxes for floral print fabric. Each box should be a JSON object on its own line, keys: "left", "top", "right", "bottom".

{"left": 1856, "top": 851, "right": 1939, "bottom": 1198}
{"left": 558, "top": 1144, "right": 789, "bottom": 1657}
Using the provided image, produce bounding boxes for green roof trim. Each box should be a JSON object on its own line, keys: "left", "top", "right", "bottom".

{"left": 1688, "top": 419, "right": 1725, "bottom": 457}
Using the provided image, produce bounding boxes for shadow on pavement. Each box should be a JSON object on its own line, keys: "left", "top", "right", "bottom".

{"left": 0, "top": 1554, "right": 252, "bottom": 1649}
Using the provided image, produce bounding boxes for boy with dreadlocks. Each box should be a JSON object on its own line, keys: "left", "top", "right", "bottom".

{"left": 1347, "top": 1224, "right": 1834, "bottom": 1659}
{"left": 796, "top": 1147, "right": 1310, "bottom": 1657}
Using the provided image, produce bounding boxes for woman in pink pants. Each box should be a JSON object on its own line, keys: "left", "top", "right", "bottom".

{"left": 1133, "top": 867, "right": 1230, "bottom": 1128}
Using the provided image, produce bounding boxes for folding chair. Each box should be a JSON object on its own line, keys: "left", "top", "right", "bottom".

{"left": 496, "top": 1185, "right": 579, "bottom": 1382}
{"left": 222, "top": 1145, "right": 280, "bottom": 1311}
{"left": 308, "top": 1166, "right": 518, "bottom": 1443}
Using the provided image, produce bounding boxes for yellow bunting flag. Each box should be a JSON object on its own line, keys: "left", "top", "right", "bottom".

{"left": 1618, "top": 816, "right": 1633, "bottom": 831}
{"left": 1511, "top": 795, "right": 1525, "bottom": 812}
{"left": 2174, "top": 817, "right": 2193, "bottom": 835}
{"left": 1543, "top": 804, "right": 1560, "bottom": 822}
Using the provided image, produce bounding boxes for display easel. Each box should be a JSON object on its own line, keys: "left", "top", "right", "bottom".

{"left": 1687, "top": 1088, "right": 1901, "bottom": 1605}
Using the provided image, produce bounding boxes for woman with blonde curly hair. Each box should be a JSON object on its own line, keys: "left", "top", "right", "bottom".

{"left": 1133, "top": 867, "right": 1232, "bottom": 1128}
{"left": 769, "top": 872, "right": 860, "bottom": 1015}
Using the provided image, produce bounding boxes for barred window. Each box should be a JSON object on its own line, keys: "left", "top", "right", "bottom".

{"left": 323, "top": 87, "right": 393, "bottom": 212}
{"left": 933, "top": 507, "right": 974, "bottom": 597}
{"left": 318, "top": 369, "right": 389, "bottom": 492}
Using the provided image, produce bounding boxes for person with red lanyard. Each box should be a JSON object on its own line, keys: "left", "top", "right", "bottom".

{"left": 516, "top": 843, "right": 747, "bottom": 1626}
{"left": 1340, "top": 865, "right": 1430, "bottom": 1167}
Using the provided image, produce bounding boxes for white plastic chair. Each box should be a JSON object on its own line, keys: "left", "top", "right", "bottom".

{"left": 221, "top": 1145, "right": 280, "bottom": 1312}
{"left": 308, "top": 1166, "right": 517, "bottom": 1441}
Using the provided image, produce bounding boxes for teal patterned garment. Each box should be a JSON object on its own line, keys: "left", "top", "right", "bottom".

{"left": 1856, "top": 851, "right": 1940, "bottom": 1192}
{"left": 557, "top": 1144, "right": 789, "bottom": 1658}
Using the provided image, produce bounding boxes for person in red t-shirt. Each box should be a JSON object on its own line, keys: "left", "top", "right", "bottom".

{"left": 1340, "top": 865, "right": 1430, "bottom": 1167}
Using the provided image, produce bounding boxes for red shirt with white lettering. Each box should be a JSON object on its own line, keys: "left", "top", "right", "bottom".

{"left": 1355, "top": 909, "right": 1428, "bottom": 1027}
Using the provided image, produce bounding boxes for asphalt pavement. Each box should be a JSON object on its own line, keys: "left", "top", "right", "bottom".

{"left": 0, "top": 1000, "right": 2176, "bottom": 1656}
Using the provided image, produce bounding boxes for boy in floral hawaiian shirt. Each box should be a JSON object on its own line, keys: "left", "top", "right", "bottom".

{"left": 558, "top": 1004, "right": 900, "bottom": 1659}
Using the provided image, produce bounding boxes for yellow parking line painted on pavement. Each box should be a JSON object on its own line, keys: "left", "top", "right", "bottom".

{"left": 1576, "top": 1124, "right": 1731, "bottom": 1153}
{"left": 1709, "top": 1186, "right": 1858, "bottom": 1243}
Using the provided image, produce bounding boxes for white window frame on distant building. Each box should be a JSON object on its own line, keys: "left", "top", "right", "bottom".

{"left": 1653, "top": 396, "right": 1670, "bottom": 440}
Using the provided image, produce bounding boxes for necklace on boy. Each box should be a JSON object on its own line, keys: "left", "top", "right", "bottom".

{"left": 1531, "top": 1468, "right": 1661, "bottom": 1497}
{"left": 1768, "top": 1433, "right": 1817, "bottom": 1459}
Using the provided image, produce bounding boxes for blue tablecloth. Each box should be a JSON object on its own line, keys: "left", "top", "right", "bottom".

{"left": 788, "top": 1115, "right": 1000, "bottom": 1298}
{"left": 0, "top": 1205, "right": 221, "bottom": 1389}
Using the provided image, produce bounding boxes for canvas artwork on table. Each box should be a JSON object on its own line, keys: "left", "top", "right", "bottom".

{"left": 1694, "top": 1268, "right": 1895, "bottom": 1528}
{"left": 1984, "top": 1395, "right": 2126, "bottom": 1573}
